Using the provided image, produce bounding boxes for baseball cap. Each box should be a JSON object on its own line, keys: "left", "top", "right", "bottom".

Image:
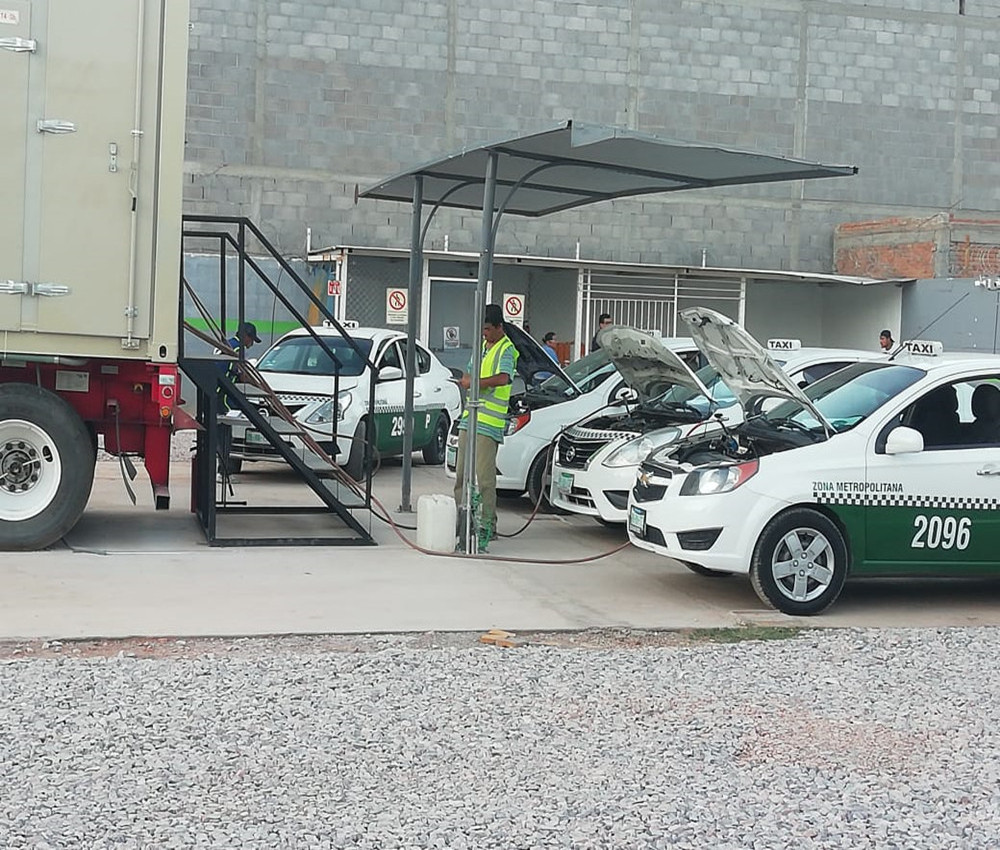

{"left": 239, "top": 321, "right": 261, "bottom": 343}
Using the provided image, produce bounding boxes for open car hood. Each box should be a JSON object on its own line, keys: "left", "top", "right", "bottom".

{"left": 503, "top": 322, "right": 579, "bottom": 392}
{"left": 596, "top": 326, "right": 713, "bottom": 404}
{"left": 679, "top": 307, "right": 833, "bottom": 432}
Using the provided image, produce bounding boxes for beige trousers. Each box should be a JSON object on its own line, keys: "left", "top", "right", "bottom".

{"left": 453, "top": 430, "right": 500, "bottom": 531}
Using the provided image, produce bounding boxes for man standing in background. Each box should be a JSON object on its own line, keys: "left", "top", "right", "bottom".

{"left": 591, "top": 313, "right": 612, "bottom": 353}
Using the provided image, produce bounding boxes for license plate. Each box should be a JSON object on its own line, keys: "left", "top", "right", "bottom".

{"left": 246, "top": 430, "right": 267, "bottom": 445}
{"left": 557, "top": 471, "right": 573, "bottom": 493}
{"left": 628, "top": 505, "right": 646, "bottom": 536}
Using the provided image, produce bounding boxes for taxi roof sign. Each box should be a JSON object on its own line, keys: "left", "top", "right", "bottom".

{"left": 901, "top": 339, "right": 943, "bottom": 356}
{"left": 767, "top": 338, "right": 802, "bottom": 352}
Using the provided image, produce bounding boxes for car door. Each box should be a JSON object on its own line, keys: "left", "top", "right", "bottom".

{"left": 373, "top": 338, "right": 408, "bottom": 455}
{"left": 861, "top": 373, "right": 1000, "bottom": 575}
{"left": 412, "top": 343, "right": 442, "bottom": 448}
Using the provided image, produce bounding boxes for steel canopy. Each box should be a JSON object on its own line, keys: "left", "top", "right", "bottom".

{"left": 358, "top": 119, "right": 857, "bottom": 551}
{"left": 359, "top": 120, "right": 857, "bottom": 216}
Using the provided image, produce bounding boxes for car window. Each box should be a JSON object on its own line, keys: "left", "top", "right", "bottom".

{"left": 536, "top": 349, "right": 615, "bottom": 398}
{"left": 798, "top": 361, "right": 851, "bottom": 386}
{"left": 379, "top": 340, "right": 402, "bottom": 372}
{"left": 256, "top": 336, "right": 373, "bottom": 377}
{"left": 763, "top": 362, "right": 925, "bottom": 433}
{"left": 416, "top": 345, "right": 431, "bottom": 374}
{"left": 897, "top": 376, "right": 1000, "bottom": 449}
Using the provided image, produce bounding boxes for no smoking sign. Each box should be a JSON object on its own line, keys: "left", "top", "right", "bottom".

{"left": 386, "top": 288, "right": 408, "bottom": 325}
{"left": 503, "top": 293, "right": 525, "bottom": 327}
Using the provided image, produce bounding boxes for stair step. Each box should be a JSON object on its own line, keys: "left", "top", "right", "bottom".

{"left": 320, "top": 478, "right": 366, "bottom": 508}
{"left": 258, "top": 418, "right": 302, "bottom": 435}
{"left": 233, "top": 382, "right": 271, "bottom": 398}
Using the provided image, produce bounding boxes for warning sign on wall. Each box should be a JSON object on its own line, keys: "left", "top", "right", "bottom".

{"left": 443, "top": 326, "right": 460, "bottom": 349}
{"left": 386, "top": 288, "right": 408, "bottom": 325}
{"left": 503, "top": 293, "right": 525, "bottom": 327}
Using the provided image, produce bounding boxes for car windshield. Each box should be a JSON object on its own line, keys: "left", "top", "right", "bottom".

{"left": 652, "top": 363, "right": 738, "bottom": 412}
{"left": 761, "top": 362, "right": 925, "bottom": 433}
{"left": 256, "top": 336, "right": 374, "bottom": 377}
{"left": 533, "top": 349, "right": 615, "bottom": 398}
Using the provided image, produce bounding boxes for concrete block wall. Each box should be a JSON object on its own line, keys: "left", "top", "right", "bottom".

{"left": 184, "top": 0, "right": 1000, "bottom": 273}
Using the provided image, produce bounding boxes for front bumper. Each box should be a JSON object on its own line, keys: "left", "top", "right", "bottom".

{"left": 626, "top": 469, "right": 766, "bottom": 574}
{"left": 550, "top": 458, "right": 635, "bottom": 522}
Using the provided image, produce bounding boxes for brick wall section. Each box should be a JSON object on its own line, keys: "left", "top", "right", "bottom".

{"left": 184, "top": 0, "right": 1000, "bottom": 272}
{"left": 834, "top": 214, "right": 1000, "bottom": 278}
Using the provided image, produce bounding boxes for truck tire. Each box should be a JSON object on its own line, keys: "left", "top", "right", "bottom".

{"left": 0, "top": 384, "right": 95, "bottom": 550}
{"left": 422, "top": 415, "right": 448, "bottom": 465}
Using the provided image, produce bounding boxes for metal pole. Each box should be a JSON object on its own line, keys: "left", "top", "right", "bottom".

{"left": 463, "top": 151, "right": 499, "bottom": 554}
{"left": 400, "top": 175, "right": 423, "bottom": 512}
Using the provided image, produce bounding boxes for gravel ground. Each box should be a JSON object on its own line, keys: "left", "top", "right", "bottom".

{"left": 2, "top": 627, "right": 998, "bottom": 849}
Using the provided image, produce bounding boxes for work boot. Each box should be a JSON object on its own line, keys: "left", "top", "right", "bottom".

{"left": 477, "top": 520, "right": 494, "bottom": 553}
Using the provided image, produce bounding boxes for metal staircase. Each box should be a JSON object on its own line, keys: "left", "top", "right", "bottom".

{"left": 178, "top": 215, "right": 376, "bottom": 546}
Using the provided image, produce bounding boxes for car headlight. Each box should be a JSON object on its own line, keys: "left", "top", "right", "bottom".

{"left": 305, "top": 390, "right": 353, "bottom": 425}
{"left": 679, "top": 459, "right": 759, "bottom": 496}
{"left": 602, "top": 427, "right": 681, "bottom": 468}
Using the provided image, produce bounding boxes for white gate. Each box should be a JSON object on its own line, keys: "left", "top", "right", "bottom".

{"left": 575, "top": 268, "right": 745, "bottom": 358}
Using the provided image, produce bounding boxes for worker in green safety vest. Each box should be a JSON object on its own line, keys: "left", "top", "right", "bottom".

{"left": 453, "top": 303, "right": 519, "bottom": 549}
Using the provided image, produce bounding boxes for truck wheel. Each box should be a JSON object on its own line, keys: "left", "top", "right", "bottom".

{"left": 527, "top": 450, "right": 567, "bottom": 514}
{"left": 422, "top": 415, "right": 448, "bottom": 465}
{"left": 750, "top": 508, "right": 849, "bottom": 616}
{"left": 0, "top": 385, "right": 95, "bottom": 550}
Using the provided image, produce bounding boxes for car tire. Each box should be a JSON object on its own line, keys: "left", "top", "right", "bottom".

{"left": 750, "top": 508, "right": 849, "bottom": 616}
{"left": 527, "top": 449, "right": 568, "bottom": 514}
{"left": 345, "top": 418, "right": 371, "bottom": 480}
{"left": 422, "top": 415, "right": 448, "bottom": 465}
{"left": 0, "top": 384, "right": 96, "bottom": 550}
{"left": 681, "top": 560, "right": 731, "bottom": 578}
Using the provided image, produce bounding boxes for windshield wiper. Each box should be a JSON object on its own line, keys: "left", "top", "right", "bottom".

{"left": 650, "top": 399, "right": 705, "bottom": 417}
{"left": 766, "top": 416, "right": 821, "bottom": 438}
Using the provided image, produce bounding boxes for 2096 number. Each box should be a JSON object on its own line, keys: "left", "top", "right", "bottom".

{"left": 911, "top": 515, "right": 971, "bottom": 550}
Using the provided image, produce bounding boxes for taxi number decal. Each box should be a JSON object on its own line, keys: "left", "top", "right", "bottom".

{"left": 911, "top": 515, "right": 971, "bottom": 550}
{"left": 391, "top": 415, "right": 404, "bottom": 437}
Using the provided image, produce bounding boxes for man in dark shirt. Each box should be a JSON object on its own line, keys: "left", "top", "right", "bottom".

{"left": 591, "top": 313, "right": 612, "bottom": 353}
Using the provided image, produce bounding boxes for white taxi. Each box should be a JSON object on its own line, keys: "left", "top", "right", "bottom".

{"left": 627, "top": 308, "right": 1000, "bottom": 616}
{"left": 551, "top": 327, "right": 882, "bottom": 525}
{"left": 228, "top": 326, "right": 462, "bottom": 478}
{"left": 444, "top": 338, "right": 703, "bottom": 506}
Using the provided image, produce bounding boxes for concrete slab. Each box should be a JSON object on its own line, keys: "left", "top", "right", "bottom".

{"left": 1, "top": 458, "right": 999, "bottom": 640}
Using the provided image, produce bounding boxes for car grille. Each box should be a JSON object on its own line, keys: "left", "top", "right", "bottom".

{"left": 556, "top": 425, "right": 639, "bottom": 470}
{"left": 274, "top": 393, "right": 329, "bottom": 417}
{"left": 633, "top": 469, "right": 672, "bottom": 503}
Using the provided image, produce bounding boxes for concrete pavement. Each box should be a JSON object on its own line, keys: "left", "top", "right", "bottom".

{"left": 1, "top": 459, "right": 999, "bottom": 640}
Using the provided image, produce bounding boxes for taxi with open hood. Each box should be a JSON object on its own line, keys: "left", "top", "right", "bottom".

{"left": 551, "top": 322, "right": 882, "bottom": 525}
{"left": 628, "top": 309, "right": 1000, "bottom": 616}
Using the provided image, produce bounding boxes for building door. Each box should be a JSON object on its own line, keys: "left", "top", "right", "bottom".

{"left": 427, "top": 277, "right": 478, "bottom": 374}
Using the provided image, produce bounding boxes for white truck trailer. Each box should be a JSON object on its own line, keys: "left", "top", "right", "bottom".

{"left": 0, "top": 0, "right": 189, "bottom": 548}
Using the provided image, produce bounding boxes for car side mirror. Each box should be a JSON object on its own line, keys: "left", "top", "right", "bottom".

{"left": 378, "top": 366, "right": 403, "bottom": 382}
{"left": 885, "top": 425, "right": 924, "bottom": 455}
{"left": 614, "top": 386, "right": 639, "bottom": 405}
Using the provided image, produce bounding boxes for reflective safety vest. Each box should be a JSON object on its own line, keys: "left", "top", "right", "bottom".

{"left": 462, "top": 336, "right": 517, "bottom": 433}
